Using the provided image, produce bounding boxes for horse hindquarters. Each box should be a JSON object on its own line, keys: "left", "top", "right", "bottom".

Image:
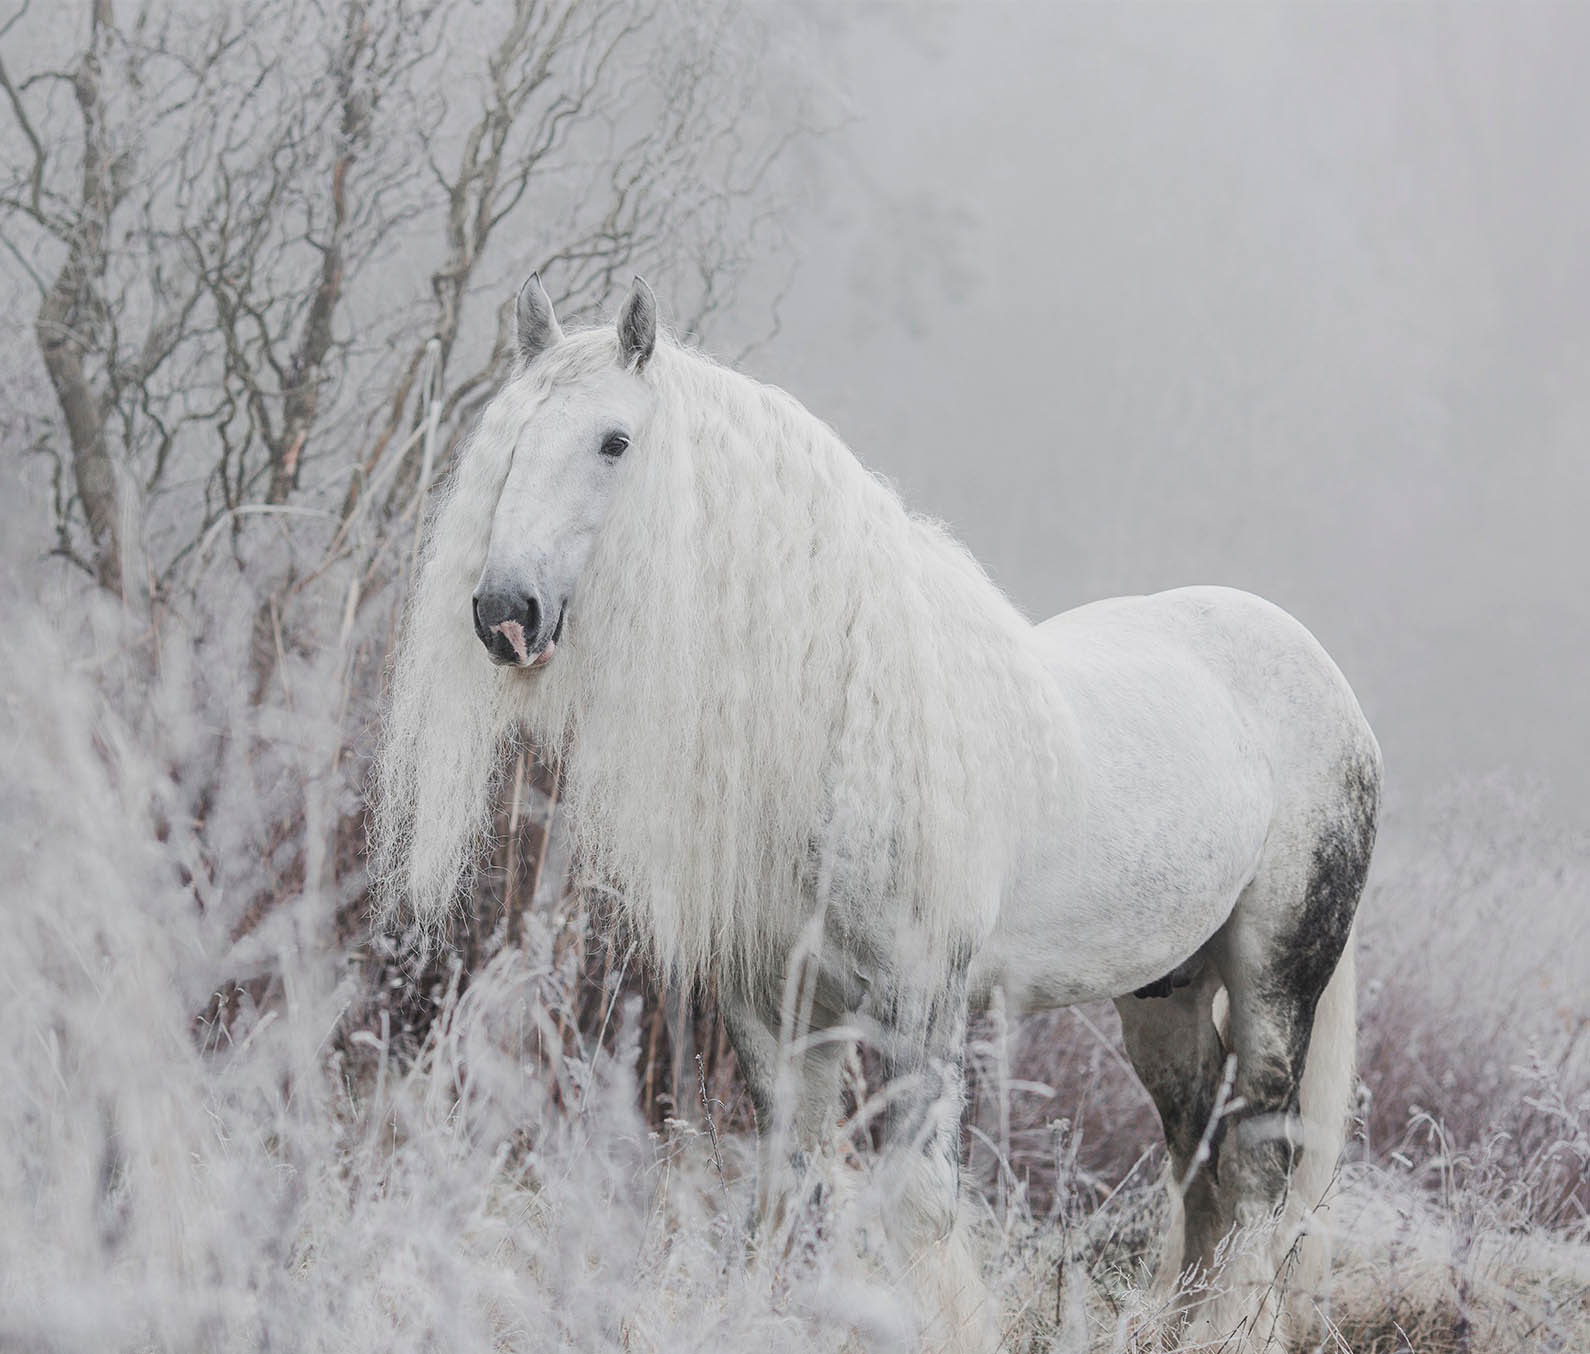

{"left": 1112, "top": 735, "right": 1375, "bottom": 1350}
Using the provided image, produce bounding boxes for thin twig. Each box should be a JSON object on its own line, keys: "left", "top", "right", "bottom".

{"left": 1180, "top": 1054, "right": 1245, "bottom": 1198}
{"left": 696, "top": 1052, "right": 734, "bottom": 1224}
{"left": 503, "top": 749, "right": 526, "bottom": 937}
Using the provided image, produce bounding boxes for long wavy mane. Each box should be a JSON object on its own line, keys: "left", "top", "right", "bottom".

{"left": 375, "top": 330, "right": 1076, "bottom": 987}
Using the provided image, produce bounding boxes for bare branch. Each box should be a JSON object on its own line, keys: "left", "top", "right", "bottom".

{"left": 0, "top": 42, "right": 51, "bottom": 229}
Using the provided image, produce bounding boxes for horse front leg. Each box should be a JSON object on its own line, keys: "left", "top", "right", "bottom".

{"left": 867, "top": 964, "right": 970, "bottom": 1245}
{"left": 867, "top": 962, "right": 999, "bottom": 1354}
{"left": 720, "top": 986, "right": 849, "bottom": 1237}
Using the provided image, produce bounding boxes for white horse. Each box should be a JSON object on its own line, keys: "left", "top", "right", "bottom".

{"left": 375, "top": 275, "right": 1380, "bottom": 1349}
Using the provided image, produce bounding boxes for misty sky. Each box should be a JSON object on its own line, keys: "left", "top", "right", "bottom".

{"left": 742, "top": 3, "right": 1588, "bottom": 828}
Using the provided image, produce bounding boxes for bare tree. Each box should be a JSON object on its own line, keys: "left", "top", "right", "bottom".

{"left": 5, "top": 0, "right": 138, "bottom": 595}
{"left": 1, "top": 0, "right": 830, "bottom": 1087}
{"left": 1, "top": 0, "right": 823, "bottom": 605}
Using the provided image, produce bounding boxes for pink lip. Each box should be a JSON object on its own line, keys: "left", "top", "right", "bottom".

{"left": 492, "top": 619, "right": 530, "bottom": 664}
{"left": 491, "top": 620, "right": 555, "bottom": 669}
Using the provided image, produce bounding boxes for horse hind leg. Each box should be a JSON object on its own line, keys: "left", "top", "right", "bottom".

{"left": 1114, "top": 957, "right": 1231, "bottom": 1306}
{"left": 1200, "top": 761, "right": 1379, "bottom": 1347}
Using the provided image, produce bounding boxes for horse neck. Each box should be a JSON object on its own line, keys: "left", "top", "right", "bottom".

{"left": 544, "top": 347, "right": 1075, "bottom": 988}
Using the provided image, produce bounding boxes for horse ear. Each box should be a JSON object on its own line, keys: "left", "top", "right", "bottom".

{"left": 617, "top": 276, "right": 657, "bottom": 372}
{"left": 516, "top": 272, "right": 562, "bottom": 363}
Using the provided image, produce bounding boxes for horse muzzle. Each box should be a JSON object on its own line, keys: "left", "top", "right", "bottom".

{"left": 472, "top": 586, "right": 564, "bottom": 669}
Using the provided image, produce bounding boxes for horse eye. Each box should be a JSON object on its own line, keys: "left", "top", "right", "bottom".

{"left": 600, "top": 432, "right": 629, "bottom": 459}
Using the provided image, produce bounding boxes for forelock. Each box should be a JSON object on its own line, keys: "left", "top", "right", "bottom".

{"left": 523, "top": 326, "right": 626, "bottom": 391}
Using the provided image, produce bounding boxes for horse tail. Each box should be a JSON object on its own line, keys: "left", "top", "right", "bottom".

{"left": 1288, "top": 918, "right": 1358, "bottom": 1323}
{"left": 1289, "top": 732, "right": 1377, "bottom": 1331}
{"left": 1297, "top": 919, "right": 1356, "bottom": 1212}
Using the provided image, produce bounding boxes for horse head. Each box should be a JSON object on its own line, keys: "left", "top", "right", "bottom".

{"left": 471, "top": 274, "right": 657, "bottom": 669}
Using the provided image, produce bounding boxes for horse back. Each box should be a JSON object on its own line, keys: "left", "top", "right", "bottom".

{"left": 1035, "top": 585, "right": 1378, "bottom": 787}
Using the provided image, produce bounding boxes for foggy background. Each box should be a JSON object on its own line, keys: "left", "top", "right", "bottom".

{"left": 742, "top": 3, "right": 1588, "bottom": 829}
{"left": 2, "top": 6, "right": 1586, "bottom": 1349}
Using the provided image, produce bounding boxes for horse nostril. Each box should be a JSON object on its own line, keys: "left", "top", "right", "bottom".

{"left": 473, "top": 587, "right": 544, "bottom": 662}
